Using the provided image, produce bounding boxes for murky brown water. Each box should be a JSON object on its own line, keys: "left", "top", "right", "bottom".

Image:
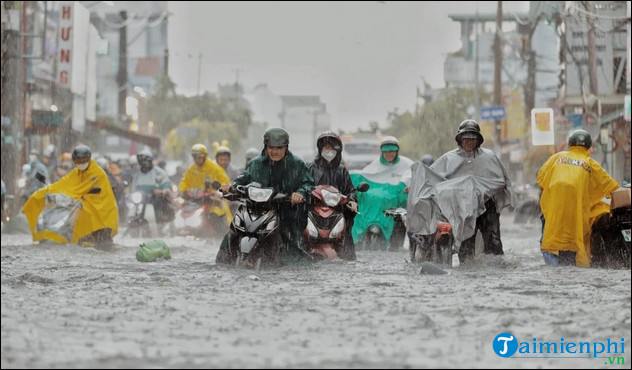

{"left": 2, "top": 214, "right": 630, "bottom": 368}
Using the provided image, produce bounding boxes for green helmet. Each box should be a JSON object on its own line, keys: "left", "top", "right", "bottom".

{"left": 568, "top": 129, "right": 592, "bottom": 149}
{"left": 263, "top": 127, "right": 290, "bottom": 147}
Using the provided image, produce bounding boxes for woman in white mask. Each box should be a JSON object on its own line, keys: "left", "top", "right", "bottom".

{"left": 305, "top": 131, "right": 358, "bottom": 260}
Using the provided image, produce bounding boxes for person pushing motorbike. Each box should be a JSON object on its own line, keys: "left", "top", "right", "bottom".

{"left": 537, "top": 129, "right": 622, "bottom": 267}
{"left": 22, "top": 144, "right": 119, "bottom": 249}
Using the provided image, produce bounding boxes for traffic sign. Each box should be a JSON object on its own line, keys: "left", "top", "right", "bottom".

{"left": 480, "top": 105, "right": 506, "bottom": 121}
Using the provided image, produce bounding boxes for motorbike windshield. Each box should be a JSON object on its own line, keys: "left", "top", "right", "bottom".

{"left": 35, "top": 193, "right": 83, "bottom": 243}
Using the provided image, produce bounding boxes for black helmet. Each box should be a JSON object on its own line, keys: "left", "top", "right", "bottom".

{"left": 263, "top": 127, "right": 289, "bottom": 147}
{"left": 316, "top": 131, "right": 342, "bottom": 151}
{"left": 72, "top": 144, "right": 92, "bottom": 161}
{"left": 568, "top": 129, "right": 592, "bottom": 149}
{"left": 421, "top": 154, "right": 434, "bottom": 166}
{"left": 455, "top": 119, "right": 484, "bottom": 146}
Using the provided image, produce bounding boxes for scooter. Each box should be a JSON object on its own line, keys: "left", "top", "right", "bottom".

{"left": 35, "top": 192, "right": 83, "bottom": 243}
{"left": 591, "top": 188, "right": 631, "bottom": 269}
{"left": 384, "top": 207, "right": 408, "bottom": 252}
{"left": 303, "top": 182, "right": 369, "bottom": 260}
{"left": 220, "top": 182, "right": 288, "bottom": 270}
{"left": 408, "top": 215, "right": 454, "bottom": 267}
{"left": 124, "top": 191, "right": 153, "bottom": 238}
{"left": 174, "top": 180, "right": 227, "bottom": 238}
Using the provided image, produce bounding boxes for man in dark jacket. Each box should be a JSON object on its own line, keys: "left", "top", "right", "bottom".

{"left": 216, "top": 127, "right": 314, "bottom": 266}
{"left": 306, "top": 131, "right": 358, "bottom": 260}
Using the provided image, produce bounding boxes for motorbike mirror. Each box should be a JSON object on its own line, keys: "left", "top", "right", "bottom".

{"left": 356, "top": 182, "right": 370, "bottom": 192}
{"left": 35, "top": 172, "right": 47, "bottom": 184}
{"left": 210, "top": 180, "right": 222, "bottom": 190}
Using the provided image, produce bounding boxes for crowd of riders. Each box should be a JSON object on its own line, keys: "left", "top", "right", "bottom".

{"left": 7, "top": 119, "right": 629, "bottom": 269}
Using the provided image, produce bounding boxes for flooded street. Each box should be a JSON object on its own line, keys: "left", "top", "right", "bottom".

{"left": 2, "top": 213, "right": 630, "bottom": 369}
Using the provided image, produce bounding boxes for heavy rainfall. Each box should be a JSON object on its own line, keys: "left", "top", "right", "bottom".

{"left": 1, "top": 1, "right": 631, "bottom": 369}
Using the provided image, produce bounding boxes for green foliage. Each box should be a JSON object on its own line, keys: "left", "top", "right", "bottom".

{"left": 145, "top": 75, "right": 251, "bottom": 159}
{"left": 384, "top": 87, "right": 491, "bottom": 161}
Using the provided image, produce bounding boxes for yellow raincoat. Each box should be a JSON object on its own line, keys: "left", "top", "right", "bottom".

{"left": 178, "top": 157, "right": 232, "bottom": 224}
{"left": 22, "top": 159, "right": 119, "bottom": 244}
{"left": 537, "top": 146, "right": 619, "bottom": 267}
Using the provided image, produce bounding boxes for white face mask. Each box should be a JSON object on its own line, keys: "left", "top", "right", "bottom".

{"left": 29, "top": 154, "right": 38, "bottom": 163}
{"left": 76, "top": 162, "right": 89, "bottom": 171}
{"left": 321, "top": 149, "right": 337, "bottom": 162}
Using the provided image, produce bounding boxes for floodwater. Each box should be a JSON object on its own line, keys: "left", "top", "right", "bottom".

{"left": 1, "top": 213, "right": 630, "bottom": 369}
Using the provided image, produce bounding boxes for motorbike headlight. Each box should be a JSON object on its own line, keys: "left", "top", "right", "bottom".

{"left": 186, "top": 215, "right": 203, "bottom": 228}
{"left": 322, "top": 189, "right": 342, "bottom": 207}
{"left": 18, "top": 178, "right": 26, "bottom": 188}
{"left": 174, "top": 216, "right": 185, "bottom": 228}
{"left": 131, "top": 192, "right": 143, "bottom": 204}
{"left": 233, "top": 215, "right": 242, "bottom": 228}
{"left": 330, "top": 218, "right": 345, "bottom": 238}
{"left": 265, "top": 219, "right": 277, "bottom": 231}
{"left": 248, "top": 187, "right": 274, "bottom": 202}
{"left": 307, "top": 218, "right": 318, "bottom": 237}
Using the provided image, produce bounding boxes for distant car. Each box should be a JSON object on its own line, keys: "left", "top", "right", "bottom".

{"left": 341, "top": 138, "right": 381, "bottom": 171}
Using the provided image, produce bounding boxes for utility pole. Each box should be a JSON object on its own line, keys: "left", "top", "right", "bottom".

{"left": 117, "top": 10, "right": 128, "bottom": 121}
{"left": 196, "top": 53, "right": 202, "bottom": 95}
{"left": 493, "top": 1, "right": 503, "bottom": 155}
{"left": 474, "top": 3, "right": 480, "bottom": 122}
{"left": 586, "top": 1, "right": 599, "bottom": 98}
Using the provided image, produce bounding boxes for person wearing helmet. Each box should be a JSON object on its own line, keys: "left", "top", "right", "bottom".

{"left": 22, "top": 144, "right": 119, "bottom": 249}
{"left": 179, "top": 143, "right": 232, "bottom": 233}
{"left": 51, "top": 152, "right": 74, "bottom": 183}
{"left": 130, "top": 149, "right": 174, "bottom": 232}
{"left": 537, "top": 129, "right": 621, "bottom": 267}
{"left": 351, "top": 135, "right": 413, "bottom": 251}
{"left": 23, "top": 148, "right": 50, "bottom": 198}
{"left": 217, "top": 127, "right": 314, "bottom": 266}
{"left": 407, "top": 119, "right": 515, "bottom": 265}
{"left": 214, "top": 146, "right": 240, "bottom": 181}
{"left": 305, "top": 131, "right": 358, "bottom": 260}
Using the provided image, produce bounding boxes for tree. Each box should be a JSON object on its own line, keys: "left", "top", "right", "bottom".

{"left": 384, "top": 87, "right": 491, "bottom": 161}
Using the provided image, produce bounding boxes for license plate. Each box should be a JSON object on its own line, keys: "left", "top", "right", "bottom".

{"left": 622, "top": 229, "right": 631, "bottom": 242}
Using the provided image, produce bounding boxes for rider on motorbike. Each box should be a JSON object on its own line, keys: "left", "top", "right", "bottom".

{"left": 22, "top": 144, "right": 119, "bottom": 249}
{"left": 178, "top": 143, "right": 232, "bottom": 230}
{"left": 306, "top": 131, "right": 359, "bottom": 260}
{"left": 216, "top": 127, "right": 315, "bottom": 266}
{"left": 129, "top": 149, "right": 174, "bottom": 229}
{"left": 351, "top": 136, "right": 413, "bottom": 251}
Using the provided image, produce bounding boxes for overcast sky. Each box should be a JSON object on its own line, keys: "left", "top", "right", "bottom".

{"left": 167, "top": 1, "right": 530, "bottom": 131}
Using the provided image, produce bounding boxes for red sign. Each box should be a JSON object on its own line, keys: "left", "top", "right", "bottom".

{"left": 57, "top": 2, "right": 73, "bottom": 88}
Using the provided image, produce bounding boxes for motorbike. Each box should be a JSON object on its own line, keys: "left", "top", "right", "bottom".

{"left": 221, "top": 182, "right": 289, "bottom": 270}
{"left": 35, "top": 192, "right": 83, "bottom": 243}
{"left": 408, "top": 214, "right": 455, "bottom": 267}
{"left": 590, "top": 188, "right": 631, "bottom": 269}
{"left": 303, "top": 182, "right": 369, "bottom": 261}
{"left": 513, "top": 182, "right": 541, "bottom": 224}
{"left": 357, "top": 207, "right": 408, "bottom": 252}
{"left": 174, "top": 180, "right": 228, "bottom": 238}
{"left": 124, "top": 191, "right": 154, "bottom": 238}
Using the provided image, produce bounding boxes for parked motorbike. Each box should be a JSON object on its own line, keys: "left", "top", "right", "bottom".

{"left": 303, "top": 182, "right": 369, "bottom": 261}
{"left": 408, "top": 215, "right": 454, "bottom": 267}
{"left": 383, "top": 208, "right": 407, "bottom": 252}
{"left": 174, "top": 180, "right": 227, "bottom": 238}
{"left": 221, "top": 182, "right": 288, "bottom": 270}
{"left": 590, "top": 188, "right": 631, "bottom": 269}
